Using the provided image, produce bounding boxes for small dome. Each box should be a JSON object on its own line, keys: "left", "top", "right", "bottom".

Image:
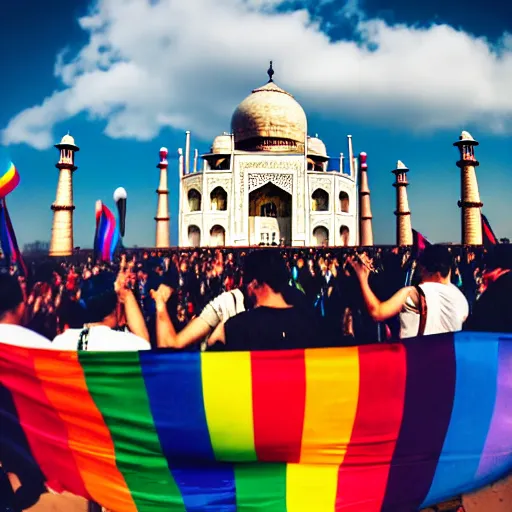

{"left": 308, "top": 136, "right": 327, "bottom": 158}
{"left": 231, "top": 81, "right": 306, "bottom": 149}
{"left": 59, "top": 133, "right": 76, "bottom": 146}
{"left": 211, "top": 135, "right": 232, "bottom": 154}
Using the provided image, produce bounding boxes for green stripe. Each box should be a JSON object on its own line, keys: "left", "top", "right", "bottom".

{"left": 235, "top": 463, "right": 287, "bottom": 511}
{"left": 79, "top": 351, "right": 185, "bottom": 511}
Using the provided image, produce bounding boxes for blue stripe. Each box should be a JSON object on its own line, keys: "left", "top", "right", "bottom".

{"left": 421, "top": 332, "right": 499, "bottom": 507}
{"left": 140, "top": 352, "right": 236, "bottom": 512}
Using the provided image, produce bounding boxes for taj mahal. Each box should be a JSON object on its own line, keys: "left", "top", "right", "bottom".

{"left": 166, "top": 62, "right": 373, "bottom": 248}
{"left": 48, "top": 63, "right": 486, "bottom": 254}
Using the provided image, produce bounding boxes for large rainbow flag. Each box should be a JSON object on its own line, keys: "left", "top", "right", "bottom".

{"left": 1, "top": 332, "right": 511, "bottom": 511}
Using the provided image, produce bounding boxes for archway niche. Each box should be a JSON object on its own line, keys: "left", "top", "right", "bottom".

{"left": 210, "top": 225, "right": 226, "bottom": 246}
{"left": 188, "top": 189, "right": 202, "bottom": 212}
{"left": 313, "top": 226, "right": 329, "bottom": 247}
{"left": 188, "top": 225, "right": 201, "bottom": 247}
{"left": 210, "top": 187, "right": 227, "bottom": 211}
{"left": 249, "top": 182, "right": 291, "bottom": 246}
{"left": 312, "top": 188, "right": 329, "bottom": 211}
{"left": 339, "top": 191, "right": 350, "bottom": 213}
{"left": 340, "top": 225, "right": 350, "bottom": 247}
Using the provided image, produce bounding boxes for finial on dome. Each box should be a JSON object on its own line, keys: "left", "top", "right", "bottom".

{"left": 267, "top": 61, "right": 274, "bottom": 83}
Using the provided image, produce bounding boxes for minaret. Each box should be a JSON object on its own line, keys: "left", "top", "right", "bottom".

{"left": 155, "top": 147, "right": 170, "bottom": 248}
{"left": 454, "top": 131, "right": 483, "bottom": 246}
{"left": 359, "top": 152, "right": 373, "bottom": 246}
{"left": 392, "top": 160, "right": 413, "bottom": 246}
{"left": 49, "top": 133, "right": 79, "bottom": 257}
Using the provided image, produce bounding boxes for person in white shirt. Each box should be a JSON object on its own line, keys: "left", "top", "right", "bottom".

{"left": 151, "top": 285, "right": 247, "bottom": 350}
{"left": 349, "top": 245, "right": 468, "bottom": 339}
{"left": 52, "top": 270, "right": 150, "bottom": 351}
{"left": 0, "top": 272, "right": 52, "bottom": 349}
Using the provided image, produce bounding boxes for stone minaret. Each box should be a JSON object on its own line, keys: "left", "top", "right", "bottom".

{"left": 454, "top": 131, "right": 483, "bottom": 246}
{"left": 358, "top": 152, "right": 373, "bottom": 246}
{"left": 155, "top": 147, "right": 170, "bottom": 248}
{"left": 392, "top": 160, "right": 413, "bottom": 246}
{"left": 49, "top": 134, "right": 79, "bottom": 257}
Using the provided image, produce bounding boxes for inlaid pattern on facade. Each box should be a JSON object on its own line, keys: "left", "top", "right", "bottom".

{"left": 248, "top": 173, "right": 293, "bottom": 194}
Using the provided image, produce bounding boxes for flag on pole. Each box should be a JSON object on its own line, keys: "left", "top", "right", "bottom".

{"left": 94, "top": 203, "right": 119, "bottom": 262}
{"left": 412, "top": 229, "right": 431, "bottom": 255}
{"left": 481, "top": 214, "right": 498, "bottom": 248}
{"left": 0, "top": 198, "right": 27, "bottom": 277}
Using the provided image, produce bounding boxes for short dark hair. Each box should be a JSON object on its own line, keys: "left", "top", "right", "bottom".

{"left": 243, "top": 250, "right": 289, "bottom": 293}
{"left": 0, "top": 273, "right": 23, "bottom": 319}
{"left": 419, "top": 245, "right": 452, "bottom": 278}
{"left": 79, "top": 272, "right": 117, "bottom": 323}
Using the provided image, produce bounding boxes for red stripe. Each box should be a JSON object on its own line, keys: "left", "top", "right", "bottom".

{"left": 335, "top": 344, "right": 407, "bottom": 511}
{"left": 482, "top": 220, "right": 497, "bottom": 245}
{"left": 0, "top": 345, "right": 88, "bottom": 497}
{"left": 251, "top": 350, "right": 306, "bottom": 462}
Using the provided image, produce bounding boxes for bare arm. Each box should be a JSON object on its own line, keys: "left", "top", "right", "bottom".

{"left": 116, "top": 270, "right": 150, "bottom": 343}
{"left": 207, "top": 322, "right": 226, "bottom": 346}
{"left": 348, "top": 256, "right": 415, "bottom": 322}
{"left": 152, "top": 286, "right": 212, "bottom": 349}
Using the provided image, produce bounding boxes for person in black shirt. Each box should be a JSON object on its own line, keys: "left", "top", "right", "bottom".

{"left": 465, "top": 246, "right": 512, "bottom": 333}
{"left": 209, "top": 250, "right": 329, "bottom": 351}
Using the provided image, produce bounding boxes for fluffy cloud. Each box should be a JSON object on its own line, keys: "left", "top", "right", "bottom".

{"left": 3, "top": 0, "right": 512, "bottom": 149}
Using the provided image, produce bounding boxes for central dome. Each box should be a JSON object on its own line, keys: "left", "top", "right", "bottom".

{"left": 231, "top": 75, "right": 307, "bottom": 152}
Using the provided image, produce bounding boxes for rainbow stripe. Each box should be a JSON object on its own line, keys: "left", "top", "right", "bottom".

{"left": 1, "top": 332, "right": 511, "bottom": 511}
{"left": 0, "top": 198, "right": 27, "bottom": 276}
{"left": 0, "top": 162, "right": 20, "bottom": 198}
{"left": 94, "top": 203, "right": 119, "bottom": 262}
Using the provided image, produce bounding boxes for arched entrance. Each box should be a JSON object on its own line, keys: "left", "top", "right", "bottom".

{"left": 312, "top": 188, "right": 329, "bottom": 211}
{"left": 313, "top": 226, "right": 329, "bottom": 246}
{"left": 249, "top": 182, "right": 291, "bottom": 245}
{"left": 210, "top": 187, "right": 227, "bottom": 211}
{"left": 340, "top": 225, "right": 350, "bottom": 246}
{"left": 188, "top": 189, "right": 201, "bottom": 212}
{"left": 188, "top": 225, "right": 201, "bottom": 247}
{"left": 210, "top": 225, "right": 226, "bottom": 246}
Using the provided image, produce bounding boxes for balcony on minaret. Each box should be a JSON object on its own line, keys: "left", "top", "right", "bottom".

{"left": 392, "top": 160, "right": 409, "bottom": 186}
{"left": 454, "top": 130, "right": 479, "bottom": 167}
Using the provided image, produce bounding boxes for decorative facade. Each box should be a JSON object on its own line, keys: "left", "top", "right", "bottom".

{"left": 49, "top": 133, "right": 78, "bottom": 257}
{"left": 176, "top": 64, "right": 365, "bottom": 247}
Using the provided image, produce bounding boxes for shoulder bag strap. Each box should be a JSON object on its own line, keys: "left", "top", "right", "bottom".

{"left": 415, "top": 285, "right": 428, "bottom": 337}
{"left": 77, "top": 325, "right": 90, "bottom": 351}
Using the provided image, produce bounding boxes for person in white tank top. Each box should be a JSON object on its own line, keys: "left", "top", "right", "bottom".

{"left": 349, "top": 245, "right": 468, "bottom": 339}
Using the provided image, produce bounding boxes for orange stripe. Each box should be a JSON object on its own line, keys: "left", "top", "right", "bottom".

{"left": 286, "top": 347, "right": 360, "bottom": 512}
{"left": 32, "top": 349, "right": 137, "bottom": 512}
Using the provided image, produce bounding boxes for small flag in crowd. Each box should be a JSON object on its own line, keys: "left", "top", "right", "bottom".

{"left": 0, "top": 198, "right": 27, "bottom": 276}
{"left": 481, "top": 214, "right": 498, "bottom": 248}
{"left": 412, "top": 229, "right": 431, "bottom": 255}
{"left": 0, "top": 161, "right": 20, "bottom": 198}
{"left": 94, "top": 202, "right": 120, "bottom": 262}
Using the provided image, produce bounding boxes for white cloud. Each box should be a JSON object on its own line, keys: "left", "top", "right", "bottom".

{"left": 3, "top": 0, "right": 512, "bottom": 149}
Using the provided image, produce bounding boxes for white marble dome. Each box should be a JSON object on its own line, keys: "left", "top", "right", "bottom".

{"left": 231, "top": 81, "right": 306, "bottom": 146}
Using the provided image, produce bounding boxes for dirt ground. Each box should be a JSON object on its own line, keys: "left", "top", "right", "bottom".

{"left": 17, "top": 473, "right": 512, "bottom": 511}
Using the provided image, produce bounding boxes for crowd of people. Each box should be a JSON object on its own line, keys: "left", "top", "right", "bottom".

{"left": 1, "top": 244, "right": 511, "bottom": 512}
{"left": 1, "top": 244, "right": 511, "bottom": 353}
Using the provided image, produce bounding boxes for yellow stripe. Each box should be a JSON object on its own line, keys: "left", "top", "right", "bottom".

{"left": 286, "top": 347, "right": 360, "bottom": 512}
{"left": 201, "top": 351, "right": 256, "bottom": 461}
{"left": 0, "top": 164, "right": 15, "bottom": 188}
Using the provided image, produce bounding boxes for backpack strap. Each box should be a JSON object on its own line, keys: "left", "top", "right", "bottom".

{"left": 415, "top": 285, "right": 428, "bottom": 336}
{"left": 77, "top": 325, "right": 90, "bottom": 351}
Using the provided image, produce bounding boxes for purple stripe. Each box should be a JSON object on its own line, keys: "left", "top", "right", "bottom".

{"left": 477, "top": 337, "right": 512, "bottom": 480}
{"left": 382, "top": 333, "right": 456, "bottom": 512}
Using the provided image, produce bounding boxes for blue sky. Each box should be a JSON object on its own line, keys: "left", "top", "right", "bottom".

{"left": 2, "top": 0, "right": 511, "bottom": 248}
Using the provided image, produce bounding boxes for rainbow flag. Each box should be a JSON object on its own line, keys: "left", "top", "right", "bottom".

{"left": 0, "top": 332, "right": 511, "bottom": 511}
{"left": 0, "top": 162, "right": 20, "bottom": 198}
{"left": 94, "top": 203, "right": 119, "bottom": 262}
{"left": 0, "top": 198, "right": 27, "bottom": 276}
